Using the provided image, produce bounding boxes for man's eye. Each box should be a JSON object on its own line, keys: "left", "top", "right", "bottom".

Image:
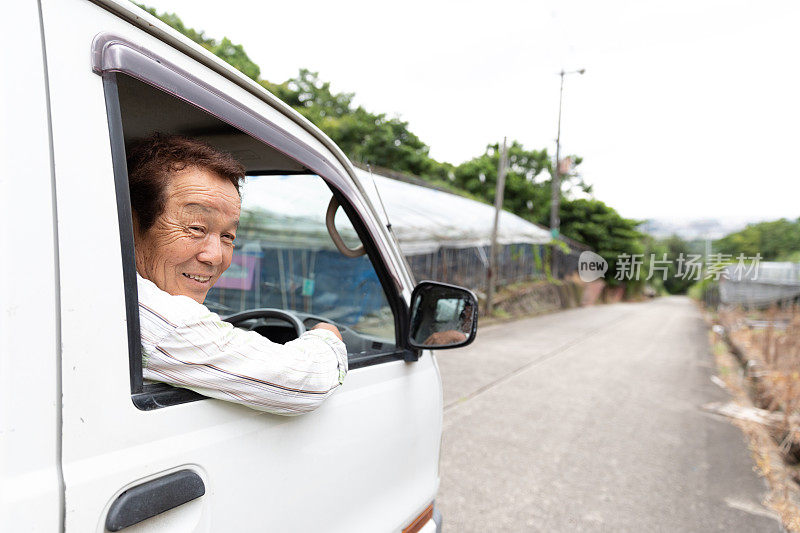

{"left": 188, "top": 226, "right": 205, "bottom": 235}
{"left": 223, "top": 234, "right": 236, "bottom": 243}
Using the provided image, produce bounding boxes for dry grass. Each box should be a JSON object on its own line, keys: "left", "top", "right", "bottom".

{"left": 720, "top": 306, "right": 800, "bottom": 442}
{"left": 714, "top": 305, "right": 800, "bottom": 530}
{"left": 738, "top": 417, "right": 800, "bottom": 531}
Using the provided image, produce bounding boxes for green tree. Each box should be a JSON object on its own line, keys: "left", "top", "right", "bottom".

{"left": 451, "top": 140, "right": 587, "bottom": 222}
{"left": 715, "top": 218, "right": 800, "bottom": 261}
{"left": 134, "top": 6, "right": 474, "bottom": 186}
{"left": 556, "top": 199, "right": 644, "bottom": 286}
{"left": 134, "top": 2, "right": 653, "bottom": 282}
{"left": 265, "top": 69, "right": 439, "bottom": 177}
{"left": 136, "top": 5, "right": 583, "bottom": 207}
{"left": 659, "top": 235, "right": 695, "bottom": 294}
{"left": 637, "top": 234, "right": 696, "bottom": 295}
{"left": 137, "top": 5, "right": 445, "bottom": 179}
{"left": 136, "top": 5, "right": 261, "bottom": 81}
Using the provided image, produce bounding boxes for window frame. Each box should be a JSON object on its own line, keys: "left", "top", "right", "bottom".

{"left": 95, "top": 34, "right": 415, "bottom": 411}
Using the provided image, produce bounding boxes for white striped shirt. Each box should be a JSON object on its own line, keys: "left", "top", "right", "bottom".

{"left": 137, "top": 274, "right": 348, "bottom": 415}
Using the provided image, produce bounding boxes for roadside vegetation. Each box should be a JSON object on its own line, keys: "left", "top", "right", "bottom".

{"left": 716, "top": 219, "right": 800, "bottom": 262}
{"left": 707, "top": 306, "right": 800, "bottom": 530}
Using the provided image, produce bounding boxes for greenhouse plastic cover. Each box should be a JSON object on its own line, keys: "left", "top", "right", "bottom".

{"left": 241, "top": 169, "right": 552, "bottom": 255}
{"left": 356, "top": 169, "right": 551, "bottom": 254}
{"left": 720, "top": 262, "right": 800, "bottom": 306}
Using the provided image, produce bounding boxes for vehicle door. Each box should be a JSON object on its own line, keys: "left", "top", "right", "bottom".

{"left": 41, "top": 1, "right": 442, "bottom": 531}
{"left": 0, "top": 3, "right": 62, "bottom": 531}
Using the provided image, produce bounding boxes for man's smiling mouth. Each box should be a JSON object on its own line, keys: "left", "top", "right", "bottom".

{"left": 183, "top": 273, "right": 211, "bottom": 283}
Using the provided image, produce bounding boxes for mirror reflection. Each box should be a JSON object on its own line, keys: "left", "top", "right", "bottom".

{"left": 409, "top": 283, "right": 478, "bottom": 349}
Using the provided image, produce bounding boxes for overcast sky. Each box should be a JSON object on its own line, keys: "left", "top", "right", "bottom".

{"left": 147, "top": 0, "right": 799, "bottom": 224}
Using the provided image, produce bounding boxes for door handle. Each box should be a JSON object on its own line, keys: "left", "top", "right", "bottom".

{"left": 106, "top": 470, "right": 205, "bottom": 531}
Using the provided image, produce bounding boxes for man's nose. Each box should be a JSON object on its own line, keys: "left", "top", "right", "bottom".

{"left": 197, "top": 235, "right": 224, "bottom": 266}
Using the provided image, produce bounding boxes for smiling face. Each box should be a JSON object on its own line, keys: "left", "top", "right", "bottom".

{"left": 134, "top": 166, "right": 241, "bottom": 303}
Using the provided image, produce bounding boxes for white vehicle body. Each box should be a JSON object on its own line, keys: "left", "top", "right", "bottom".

{"left": 0, "top": 1, "right": 454, "bottom": 531}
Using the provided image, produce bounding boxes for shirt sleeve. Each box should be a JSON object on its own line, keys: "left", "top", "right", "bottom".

{"left": 137, "top": 276, "right": 348, "bottom": 415}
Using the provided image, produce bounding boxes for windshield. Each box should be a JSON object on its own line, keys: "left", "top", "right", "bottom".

{"left": 205, "top": 174, "right": 396, "bottom": 355}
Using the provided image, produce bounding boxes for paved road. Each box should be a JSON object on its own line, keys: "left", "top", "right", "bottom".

{"left": 435, "top": 297, "right": 781, "bottom": 532}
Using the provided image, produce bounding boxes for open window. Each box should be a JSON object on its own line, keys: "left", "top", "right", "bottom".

{"left": 96, "top": 35, "right": 409, "bottom": 410}
{"left": 207, "top": 173, "right": 395, "bottom": 350}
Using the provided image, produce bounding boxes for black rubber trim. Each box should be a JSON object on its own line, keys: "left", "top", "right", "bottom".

{"left": 132, "top": 383, "right": 207, "bottom": 411}
{"left": 102, "top": 72, "right": 143, "bottom": 394}
{"left": 348, "top": 349, "right": 411, "bottom": 370}
{"left": 106, "top": 470, "right": 205, "bottom": 531}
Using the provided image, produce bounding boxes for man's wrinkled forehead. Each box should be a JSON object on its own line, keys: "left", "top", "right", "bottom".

{"left": 180, "top": 201, "right": 240, "bottom": 228}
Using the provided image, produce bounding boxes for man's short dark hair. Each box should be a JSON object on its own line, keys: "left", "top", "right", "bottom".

{"left": 127, "top": 133, "right": 245, "bottom": 232}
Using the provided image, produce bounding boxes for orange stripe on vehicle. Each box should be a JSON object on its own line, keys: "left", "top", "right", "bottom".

{"left": 402, "top": 503, "right": 433, "bottom": 533}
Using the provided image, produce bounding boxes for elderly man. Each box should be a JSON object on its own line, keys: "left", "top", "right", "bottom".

{"left": 128, "top": 133, "right": 347, "bottom": 415}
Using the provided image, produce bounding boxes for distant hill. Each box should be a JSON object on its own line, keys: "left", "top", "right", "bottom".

{"left": 639, "top": 217, "right": 759, "bottom": 240}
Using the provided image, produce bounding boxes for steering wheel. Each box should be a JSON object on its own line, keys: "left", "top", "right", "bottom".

{"left": 223, "top": 308, "right": 307, "bottom": 338}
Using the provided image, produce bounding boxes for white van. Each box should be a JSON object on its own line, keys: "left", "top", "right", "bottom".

{"left": 0, "top": 2, "right": 478, "bottom": 531}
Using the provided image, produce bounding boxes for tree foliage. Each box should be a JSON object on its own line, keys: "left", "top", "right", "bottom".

{"left": 136, "top": 4, "right": 651, "bottom": 277}
{"left": 638, "top": 234, "right": 696, "bottom": 295}
{"left": 451, "top": 141, "right": 588, "bottom": 223}
{"left": 140, "top": 4, "right": 447, "bottom": 179}
{"left": 137, "top": 5, "right": 261, "bottom": 81}
{"left": 556, "top": 199, "right": 644, "bottom": 286}
{"left": 659, "top": 235, "right": 696, "bottom": 294}
{"left": 265, "top": 69, "right": 437, "bottom": 177}
{"left": 715, "top": 218, "right": 800, "bottom": 261}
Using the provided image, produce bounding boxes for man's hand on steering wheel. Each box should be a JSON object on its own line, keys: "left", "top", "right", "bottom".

{"left": 311, "top": 322, "right": 343, "bottom": 341}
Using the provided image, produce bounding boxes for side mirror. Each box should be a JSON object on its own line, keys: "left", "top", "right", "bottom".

{"left": 408, "top": 281, "right": 478, "bottom": 350}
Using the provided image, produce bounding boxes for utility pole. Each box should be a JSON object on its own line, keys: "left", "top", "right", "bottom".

{"left": 486, "top": 137, "right": 508, "bottom": 315}
{"left": 550, "top": 68, "right": 585, "bottom": 279}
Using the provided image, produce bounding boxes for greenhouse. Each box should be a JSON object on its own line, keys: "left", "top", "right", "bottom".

{"left": 206, "top": 169, "right": 579, "bottom": 320}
